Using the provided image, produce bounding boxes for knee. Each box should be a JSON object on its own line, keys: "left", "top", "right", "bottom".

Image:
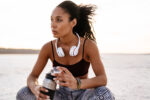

{"left": 53, "top": 90, "right": 63, "bottom": 100}
{"left": 95, "top": 86, "right": 115, "bottom": 100}
{"left": 16, "top": 86, "right": 35, "bottom": 100}
{"left": 16, "top": 86, "right": 29, "bottom": 100}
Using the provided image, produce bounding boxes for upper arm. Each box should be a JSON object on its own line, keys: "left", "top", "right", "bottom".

{"left": 30, "top": 42, "right": 52, "bottom": 78}
{"left": 85, "top": 39, "right": 106, "bottom": 77}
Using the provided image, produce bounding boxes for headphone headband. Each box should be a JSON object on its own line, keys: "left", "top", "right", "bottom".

{"left": 76, "top": 33, "right": 80, "bottom": 49}
{"left": 55, "top": 33, "right": 80, "bottom": 57}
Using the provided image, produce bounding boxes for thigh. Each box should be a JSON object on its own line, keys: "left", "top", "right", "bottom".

{"left": 53, "top": 89, "right": 69, "bottom": 100}
{"left": 17, "top": 86, "right": 68, "bottom": 100}
{"left": 81, "top": 86, "right": 115, "bottom": 100}
{"left": 16, "top": 86, "right": 36, "bottom": 100}
{"left": 93, "top": 86, "right": 115, "bottom": 100}
{"left": 53, "top": 90, "right": 64, "bottom": 100}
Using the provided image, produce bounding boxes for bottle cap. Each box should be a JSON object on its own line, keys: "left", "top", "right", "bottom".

{"left": 51, "top": 67, "right": 61, "bottom": 74}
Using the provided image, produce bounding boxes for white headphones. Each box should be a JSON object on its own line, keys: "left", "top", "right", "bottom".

{"left": 55, "top": 33, "right": 80, "bottom": 57}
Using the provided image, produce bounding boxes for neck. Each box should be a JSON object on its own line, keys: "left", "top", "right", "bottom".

{"left": 59, "top": 32, "right": 78, "bottom": 45}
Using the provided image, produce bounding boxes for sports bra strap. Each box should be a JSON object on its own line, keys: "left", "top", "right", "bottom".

{"left": 51, "top": 41, "right": 55, "bottom": 60}
{"left": 82, "top": 39, "right": 87, "bottom": 58}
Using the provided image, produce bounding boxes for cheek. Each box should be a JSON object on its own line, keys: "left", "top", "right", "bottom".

{"left": 58, "top": 23, "right": 72, "bottom": 33}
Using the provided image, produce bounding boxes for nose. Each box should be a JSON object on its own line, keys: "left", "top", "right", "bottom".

{"left": 51, "top": 21, "right": 57, "bottom": 29}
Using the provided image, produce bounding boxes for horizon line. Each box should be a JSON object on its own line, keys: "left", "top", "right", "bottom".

{"left": 0, "top": 47, "right": 150, "bottom": 55}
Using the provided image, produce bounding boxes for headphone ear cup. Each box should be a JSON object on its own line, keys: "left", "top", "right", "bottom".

{"left": 69, "top": 46, "right": 77, "bottom": 56}
{"left": 73, "top": 47, "right": 79, "bottom": 56}
{"left": 57, "top": 47, "right": 65, "bottom": 57}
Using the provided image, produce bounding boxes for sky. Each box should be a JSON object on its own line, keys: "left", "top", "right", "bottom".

{"left": 0, "top": 0, "right": 150, "bottom": 54}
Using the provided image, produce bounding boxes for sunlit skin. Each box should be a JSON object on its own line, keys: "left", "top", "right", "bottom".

{"left": 51, "top": 7, "right": 74, "bottom": 38}
{"left": 27, "top": 7, "right": 107, "bottom": 99}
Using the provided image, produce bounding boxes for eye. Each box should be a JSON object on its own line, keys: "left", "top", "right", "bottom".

{"left": 51, "top": 18, "right": 53, "bottom": 22}
{"left": 50, "top": 18, "right": 53, "bottom": 22}
{"left": 56, "top": 18, "right": 62, "bottom": 22}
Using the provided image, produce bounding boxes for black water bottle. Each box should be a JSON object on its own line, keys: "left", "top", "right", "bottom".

{"left": 41, "top": 72, "right": 56, "bottom": 100}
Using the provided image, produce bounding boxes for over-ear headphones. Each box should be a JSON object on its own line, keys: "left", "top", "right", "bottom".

{"left": 55, "top": 33, "right": 80, "bottom": 57}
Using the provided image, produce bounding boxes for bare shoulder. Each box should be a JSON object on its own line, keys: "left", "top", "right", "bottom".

{"left": 41, "top": 41, "right": 51, "bottom": 52}
{"left": 84, "top": 39, "right": 99, "bottom": 60}
{"left": 39, "top": 40, "right": 53, "bottom": 61}
{"left": 85, "top": 39, "right": 97, "bottom": 51}
{"left": 85, "top": 39, "right": 96, "bottom": 45}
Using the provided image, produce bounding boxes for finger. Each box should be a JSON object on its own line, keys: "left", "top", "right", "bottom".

{"left": 58, "top": 81, "right": 69, "bottom": 87}
{"left": 35, "top": 92, "right": 40, "bottom": 100}
{"left": 39, "top": 87, "right": 50, "bottom": 99}
{"left": 40, "top": 87, "right": 49, "bottom": 93}
{"left": 52, "top": 71, "right": 65, "bottom": 78}
{"left": 57, "top": 67, "right": 71, "bottom": 75}
{"left": 54, "top": 77, "right": 66, "bottom": 84}
{"left": 51, "top": 72, "right": 60, "bottom": 77}
{"left": 53, "top": 78, "right": 59, "bottom": 84}
{"left": 39, "top": 92, "right": 50, "bottom": 99}
{"left": 37, "top": 97, "right": 50, "bottom": 100}
{"left": 38, "top": 97, "right": 42, "bottom": 100}
{"left": 36, "top": 95, "right": 39, "bottom": 100}
{"left": 37, "top": 97, "right": 43, "bottom": 100}
{"left": 56, "top": 66, "right": 65, "bottom": 73}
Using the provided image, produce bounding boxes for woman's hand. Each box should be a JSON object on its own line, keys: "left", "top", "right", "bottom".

{"left": 32, "top": 85, "right": 50, "bottom": 100}
{"left": 52, "top": 67, "right": 77, "bottom": 89}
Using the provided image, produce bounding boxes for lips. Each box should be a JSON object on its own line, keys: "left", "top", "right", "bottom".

{"left": 52, "top": 30, "right": 57, "bottom": 34}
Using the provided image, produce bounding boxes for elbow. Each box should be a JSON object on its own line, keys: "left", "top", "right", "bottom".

{"left": 103, "top": 77, "right": 107, "bottom": 86}
{"left": 27, "top": 73, "right": 32, "bottom": 86}
{"left": 98, "top": 75, "right": 107, "bottom": 86}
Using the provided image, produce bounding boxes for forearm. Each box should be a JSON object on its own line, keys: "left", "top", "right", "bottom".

{"left": 27, "top": 74, "right": 39, "bottom": 92}
{"left": 80, "top": 75, "right": 107, "bottom": 89}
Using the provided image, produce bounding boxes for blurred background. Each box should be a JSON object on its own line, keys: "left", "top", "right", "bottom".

{"left": 0, "top": 0, "right": 150, "bottom": 100}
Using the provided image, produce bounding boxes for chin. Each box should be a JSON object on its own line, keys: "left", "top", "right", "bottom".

{"left": 53, "top": 34, "right": 59, "bottom": 38}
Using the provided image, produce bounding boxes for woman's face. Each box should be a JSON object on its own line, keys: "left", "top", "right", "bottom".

{"left": 51, "top": 7, "right": 74, "bottom": 38}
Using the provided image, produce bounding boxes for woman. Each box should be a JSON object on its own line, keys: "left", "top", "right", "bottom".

{"left": 16, "top": 0, "right": 115, "bottom": 100}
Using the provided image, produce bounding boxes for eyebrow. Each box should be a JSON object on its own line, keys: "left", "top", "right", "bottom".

{"left": 51, "top": 16, "right": 63, "bottom": 19}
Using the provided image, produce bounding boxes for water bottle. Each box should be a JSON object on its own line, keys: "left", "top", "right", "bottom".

{"left": 41, "top": 67, "right": 60, "bottom": 100}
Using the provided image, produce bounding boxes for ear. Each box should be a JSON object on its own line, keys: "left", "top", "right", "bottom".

{"left": 71, "top": 18, "right": 77, "bottom": 28}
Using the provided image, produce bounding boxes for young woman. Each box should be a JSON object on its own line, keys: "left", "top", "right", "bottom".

{"left": 16, "top": 0, "right": 115, "bottom": 100}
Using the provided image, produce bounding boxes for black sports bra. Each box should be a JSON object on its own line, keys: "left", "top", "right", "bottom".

{"left": 51, "top": 39, "right": 90, "bottom": 77}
